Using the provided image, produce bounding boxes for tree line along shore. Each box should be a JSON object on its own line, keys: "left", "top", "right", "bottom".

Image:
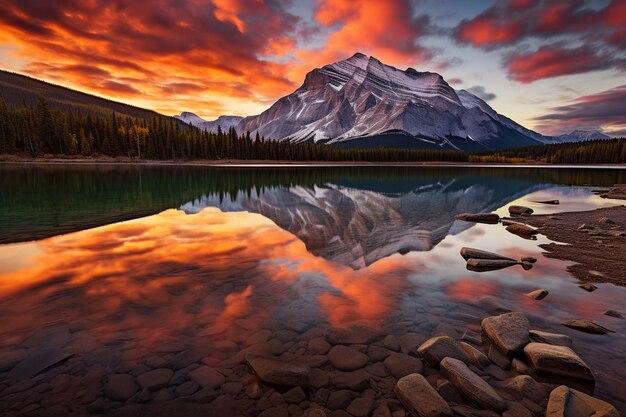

{"left": 0, "top": 97, "right": 624, "bottom": 164}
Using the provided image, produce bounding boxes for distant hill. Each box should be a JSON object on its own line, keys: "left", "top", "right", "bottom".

{"left": 0, "top": 69, "right": 165, "bottom": 120}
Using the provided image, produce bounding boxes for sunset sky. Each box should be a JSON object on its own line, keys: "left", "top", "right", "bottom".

{"left": 1, "top": 0, "right": 625, "bottom": 136}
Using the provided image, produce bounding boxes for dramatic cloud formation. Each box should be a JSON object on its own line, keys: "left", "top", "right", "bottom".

{"left": 0, "top": 0, "right": 623, "bottom": 128}
{"left": 456, "top": 0, "right": 626, "bottom": 82}
{"left": 534, "top": 85, "right": 626, "bottom": 135}
{"left": 506, "top": 45, "right": 617, "bottom": 83}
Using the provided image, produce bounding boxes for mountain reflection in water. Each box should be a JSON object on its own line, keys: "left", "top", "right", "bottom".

{"left": 1, "top": 164, "right": 626, "bottom": 414}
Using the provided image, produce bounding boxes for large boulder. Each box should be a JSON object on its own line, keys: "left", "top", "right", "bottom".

{"left": 328, "top": 345, "right": 369, "bottom": 371}
{"left": 417, "top": 336, "right": 471, "bottom": 366}
{"left": 440, "top": 357, "right": 507, "bottom": 412}
{"left": 546, "top": 385, "right": 619, "bottom": 417}
{"left": 394, "top": 373, "right": 453, "bottom": 417}
{"left": 246, "top": 354, "right": 310, "bottom": 386}
{"left": 481, "top": 312, "right": 530, "bottom": 356}
{"left": 524, "top": 343, "right": 594, "bottom": 382}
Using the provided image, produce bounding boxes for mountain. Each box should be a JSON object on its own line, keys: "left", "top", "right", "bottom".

{"left": 0, "top": 69, "right": 169, "bottom": 120}
{"left": 236, "top": 53, "right": 550, "bottom": 151}
{"left": 554, "top": 130, "right": 611, "bottom": 142}
{"left": 174, "top": 112, "right": 243, "bottom": 133}
{"left": 180, "top": 176, "right": 544, "bottom": 269}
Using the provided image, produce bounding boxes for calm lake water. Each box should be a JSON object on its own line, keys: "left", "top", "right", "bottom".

{"left": 1, "top": 163, "right": 625, "bottom": 416}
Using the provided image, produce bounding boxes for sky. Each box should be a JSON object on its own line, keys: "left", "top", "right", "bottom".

{"left": 0, "top": 0, "right": 625, "bottom": 136}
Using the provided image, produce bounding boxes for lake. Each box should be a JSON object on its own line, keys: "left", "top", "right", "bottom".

{"left": 1, "top": 163, "right": 625, "bottom": 416}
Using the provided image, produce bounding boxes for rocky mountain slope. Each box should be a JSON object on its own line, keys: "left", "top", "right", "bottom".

{"left": 233, "top": 53, "right": 551, "bottom": 151}
{"left": 174, "top": 112, "right": 243, "bottom": 133}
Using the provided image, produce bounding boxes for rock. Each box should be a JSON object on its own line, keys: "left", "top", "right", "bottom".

{"left": 535, "top": 200, "right": 559, "bottom": 205}
{"left": 524, "top": 343, "right": 594, "bottom": 382}
{"left": 436, "top": 379, "right": 464, "bottom": 404}
{"left": 526, "top": 289, "right": 548, "bottom": 300}
{"left": 521, "top": 257, "right": 537, "bottom": 263}
{"left": 546, "top": 385, "right": 619, "bottom": 417}
{"left": 246, "top": 354, "right": 310, "bottom": 386}
{"left": 481, "top": 312, "right": 530, "bottom": 356}
{"left": 328, "top": 345, "right": 369, "bottom": 371}
{"left": 283, "top": 386, "right": 306, "bottom": 403}
{"left": 367, "top": 345, "right": 391, "bottom": 362}
{"left": 347, "top": 396, "right": 375, "bottom": 417}
{"left": 460, "top": 247, "right": 516, "bottom": 261}
{"left": 451, "top": 405, "right": 499, "bottom": 417}
{"left": 529, "top": 330, "right": 572, "bottom": 347}
{"left": 509, "top": 206, "right": 534, "bottom": 215}
{"left": 578, "top": 283, "right": 598, "bottom": 292}
{"left": 394, "top": 373, "right": 453, "bottom": 417}
{"left": 176, "top": 381, "right": 199, "bottom": 396}
{"left": 417, "top": 336, "right": 471, "bottom": 366}
{"left": 511, "top": 358, "right": 532, "bottom": 375}
{"left": 466, "top": 258, "right": 519, "bottom": 272}
{"left": 562, "top": 320, "right": 613, "bottom": 334}
{"left": 503, "top": 375, "right": 549, "bottom": 403}
{"left": 578, "top": 223, "right": 593, "bottom": 230}
{"left": 397, "top": 332, "right": 425, "bottom": 354}
{"left": 188, "top": 366, "right": 225, "bottom": 389}
{"left": 440, "top": 357, "right": 507, "bottom": 412}
{"left": 104, "top": 374, "right": 138, "bottom": 401}
{"left": 222, "top": 382, "right": 243, "bottom": 396}
{"left": 259, "top": 406, "right": 289, "bottom": 417}
{"left": 9, "top": 348, "right": 72, "bottom": 379}
{"left": 303, "top": 408, "right": 328, "bottom": 417}
{"left": 604, "top": 310, "right": 623, "bottom": 319}
{"left": 383, "top": 352, "right": 423, "bottom": 379}
{"left": 460, "top": 342, "right": 490, "bottom": 368}
{"left": 506, "top": 224, "right": 538, "bottom": 238}
{"left": 598, "top": 217, "right": 615, "bottom": 224}
{"left": 309, "top": 337, "right": 331, "bottom": 355}
{"left": 325, "top": 321, "right": 380, "bottom": 344}
{"left": 383, "top": 335, "right": 400, "bottom": 352}
{"left": 330, "top": 369, "right": 370, "bottom": 391}
{"left": 136, "top": 368, "right": 173, "bottom": 390}
{"left": 456, "top": 213, "right": 500, "bottom": 224}
{"left": 503, "top": 402, "right": 534, "bottom": 417}
{"left": 327, "top": 390, "right": 354, "bottom": 410}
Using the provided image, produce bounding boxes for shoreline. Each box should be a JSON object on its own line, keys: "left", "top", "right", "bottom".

{"left": 1, "top": 157, "right": 626, "bottom": 168}
{"left": 525, "top": 205, "right": 626, "bottom": 286}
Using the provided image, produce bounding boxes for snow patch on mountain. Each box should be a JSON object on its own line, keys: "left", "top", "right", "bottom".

{"left": 174, "top": 112, "right": 242, "bottom": 133}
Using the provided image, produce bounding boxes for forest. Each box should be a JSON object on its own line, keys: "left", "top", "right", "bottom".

{"left": 0, "top": 97, "right": 624, "bottom": 164}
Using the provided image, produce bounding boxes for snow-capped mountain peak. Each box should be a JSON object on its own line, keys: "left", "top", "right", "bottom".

{"left": 236, "top": 53, "right": 548, "bottom": 150}
{"left": 174, "top": 113, "right": 243, "bottom": 133}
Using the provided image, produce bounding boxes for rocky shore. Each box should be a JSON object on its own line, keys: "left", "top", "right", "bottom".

{"left": 0, "top": 305, "right": 622, "bottom": 417}
{"left": 524, "top": 205, "right": 626, "bottom": 285}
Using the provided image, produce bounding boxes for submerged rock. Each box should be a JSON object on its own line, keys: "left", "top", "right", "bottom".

{"left": 481, "top": 312, "right": 530, "bottom": 356}
{"left": 440, "top": 357, "right": 507, "bottom": 412}
{"left": 417, "top": 336, "right": 471, "bottom": 366}
{"left": 325, "top": 320, "right": 380, "bottom": 344}
{"left": 460, "top": 247, "right": 515, "bottom": 262}
{"left": 9, "top": 348, "right": 72, "bottom": 380}
{"left": 246, "top": 354, "right": 310, "bottom": 386}
{"left": 456, "top": 213, "right": 500, "bottom": 224}
{"left": 528, "top": 330, "right": 572, "bottom": 347}
{"left": 524, "top": 343, "right": 594, "bottom": 382}
{"left": 466, "top": 258, "right": 519, "bottom": 272}
{"left": 328, "top": 345, "right": 369, "bottom": 371}
{"left": 562, "top": 320, "right": 614, "bottom": 334}
{"left": 526, "top": 289, "right": 549, "bottom": 300}
{"left": 578, "top": 283, "right": 598, "bottom": 292}
{"left": 384, "top": 352, "right": 423, "bottom": 379}
{"left": 546, "top": 385, "right": 619, "bottom": 417}
{"left": 104, "top": 374, "right": 138, "bottom": 401}
{"left": 394, "top": 373, "right": 453, "bottom": 417}
{"left": 509, "top": 206, "right": 534, "bottom": 215}
{"left": 604, "top": 310, "right": 623, "bottom": 319}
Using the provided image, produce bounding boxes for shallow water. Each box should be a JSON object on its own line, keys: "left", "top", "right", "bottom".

{"left": 1, "top": 164, "right": 625, "bottom": 416}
